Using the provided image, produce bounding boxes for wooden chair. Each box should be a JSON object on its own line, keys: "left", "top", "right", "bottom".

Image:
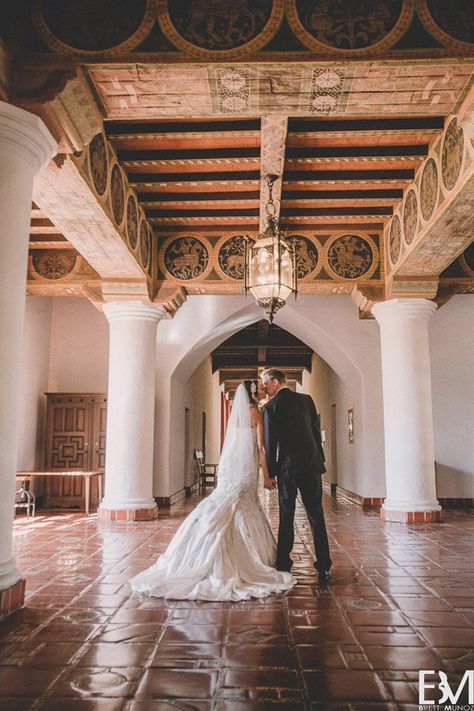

{"left": 194, "top": 449, "right": 218, "bottom": 494}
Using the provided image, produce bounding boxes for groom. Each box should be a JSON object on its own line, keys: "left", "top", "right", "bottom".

{"left": 261, "top": 368, "right": 332, "bottom": 584}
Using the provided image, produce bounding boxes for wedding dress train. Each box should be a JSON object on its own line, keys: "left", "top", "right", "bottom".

{"left": 129, "top": 386, "right": 295, "bottom": 601}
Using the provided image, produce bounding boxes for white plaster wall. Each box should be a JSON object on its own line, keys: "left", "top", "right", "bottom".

{"left": 17, "top": 297, "right": 52, "bottom": 470}
{"left": 430, "top": 295, "right": 474, "bottom": 497}
{"left": 48, "top": 297, "right": 108, "bottom": 392}
{"left": 168, "top": 358, "right": 221, "bottom": 496}
{"left": 278, "top": 297, "right": 385, "bottom": 498}
{"left": 155, "top": 296, "right": 254, "bottom": 497}
{"left": 299, "top": 354, "right": 335, "bottom": 484}
{"left": 190, "top": 358, "right": 221, "bottom": 464}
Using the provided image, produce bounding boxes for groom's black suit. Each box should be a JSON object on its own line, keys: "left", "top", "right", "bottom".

{"left": 263, "top": 388, "right": 332, "bottom": 573}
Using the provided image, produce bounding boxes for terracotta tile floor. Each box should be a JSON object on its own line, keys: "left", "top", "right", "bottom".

{"left": 2, "top": 492, "right": 473, "bottom": 709}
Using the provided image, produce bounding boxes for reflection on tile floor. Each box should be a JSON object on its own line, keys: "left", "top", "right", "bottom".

{"left": 1, "top": 491, "right": 473, "bottom": 709}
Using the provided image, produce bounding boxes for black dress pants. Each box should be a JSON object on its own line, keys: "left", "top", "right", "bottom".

{"left": 276, "top": 472, "right": 332, "bottom": 573}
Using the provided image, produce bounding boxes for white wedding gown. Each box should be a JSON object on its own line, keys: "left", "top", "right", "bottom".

{"left": 130, "top": 387, "right": 295, "bottom": 601}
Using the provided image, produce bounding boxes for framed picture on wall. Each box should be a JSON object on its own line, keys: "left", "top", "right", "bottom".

{"left": 348, "top": 408, "right": 354, "bottom": 444}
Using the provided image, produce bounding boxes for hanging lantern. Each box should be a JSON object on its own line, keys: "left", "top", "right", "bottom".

{"left": 244, "top": 175, "right": 297, "bottom": 323}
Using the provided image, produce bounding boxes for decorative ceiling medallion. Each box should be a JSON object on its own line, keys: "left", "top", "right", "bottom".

{"left": 31, "top": 253, "right": 78, "bottom": 281}
{"left": 32, "top": 0, "right": 155, "bottom": 56}
{"left": 214, "top": 68, "right": 251, "bottom": 114}
{"left": 88, "top": 133, "right": 108, "bottom": 197}
{"left": 325, "top": 234, "right": 377, "bottom": 280}
{"left": 147, "top": 226, "right": 154, "bottom": 276}
{"left": 287, "top": 0, "right": 414, "bottom": 55}
{"left": 309, "top": 68, "right": 346, "bottom": 114}
{"left": 389, "top": 214, "right": 402, "bottom": 265}
{"left": 285, "top": 235, "right": 321, "bottom": 279}
{"left": 216, "top": 235, "right": 254, "bottom": 280}
{"left": 161, "top": 236, "right": 211, "bottom": 280}
{"left": 110, "top": 164, "right": 125, "bottom": 225}
{"left": 126, "top": 195, "right": 139, "bottom": 250}
{"left": 139, "top": 221, "right": 151, "bottom": 270}
{"left": 157, "top": 0, "right": 284, "bottom": 58}
{"left": 442, "top": 118, "right": 464, "bottom": 191}
{"left": 459, "top": 243, "right": 474, "bottom": 277}
{"left": 420, "top": 157, "right": 439, "bottom": 222}
{"left": 417, "top": 0, "right": 474, "bottom": 52}
{"left": 403, "top": 189, "right": 418, "bottom": 245}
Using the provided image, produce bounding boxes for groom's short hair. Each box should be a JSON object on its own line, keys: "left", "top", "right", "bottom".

{"left": 262, "top": 368, "right": 287, "bottom": 384}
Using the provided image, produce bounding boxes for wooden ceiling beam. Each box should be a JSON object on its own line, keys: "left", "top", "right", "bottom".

{"left": 284, "top": 179, "right": 410, "bottom": 191}
{"left": 33, "top": 151, "right": 146, "bottom": 281}
{"left": 135, "top": 181, "right": 259, "bottom": 194}
{"left": 122, "top": 158, "right": 260, "bottom": 174}
{"left": 387, "top": 88, "right": 474, "bottom": 292}
{"left": 111, "top": 134, "right": 261, "bottom": 151}
{"left": 285, "top": 157, "right": 423, "bottom": 172}
{"left": 287, "top": 131, "right": 441, "bottom": 149}
{"left": 259, "top": 116, "right": 288, "bottom": 231}
{"left": 282, "top": 197, "right": 399, "bottom": 208}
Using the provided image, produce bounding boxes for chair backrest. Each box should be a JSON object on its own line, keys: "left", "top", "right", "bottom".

{"left": 194, "top": 449, "right": 204, "bottom": 473}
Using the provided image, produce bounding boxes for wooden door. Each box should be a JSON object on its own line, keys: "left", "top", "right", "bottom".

{"left": 44, "top": 394, "right": 107, "bottom": 510}
{"left": 90, "top": 396, "right": 107, "bottom": 506}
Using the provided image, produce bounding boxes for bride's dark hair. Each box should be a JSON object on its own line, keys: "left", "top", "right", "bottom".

{"left": 242, "top": 379, "right": 258, "bottom": 404}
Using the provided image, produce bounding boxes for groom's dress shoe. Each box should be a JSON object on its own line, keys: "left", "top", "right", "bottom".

{"left": 318, "top": 570, "right": 332, "bottom": 585}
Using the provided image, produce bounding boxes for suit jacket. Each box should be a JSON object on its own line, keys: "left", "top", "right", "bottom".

{"left": 263, "top": 388, "right": 326, "bottom": 480}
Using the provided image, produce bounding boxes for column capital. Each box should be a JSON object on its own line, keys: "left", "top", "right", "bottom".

{"left": 372, "top": 298, "right": 437, "bottom": 323}
{"left": 103, "top": 300, "right": 167, "bottom": 324}
{"left": 0, "top": 101, "right": 56, "bottom": 172}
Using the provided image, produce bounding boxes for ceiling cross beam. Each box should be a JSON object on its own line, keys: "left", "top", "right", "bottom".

{"left": 259, "top": 116, "right": 288, "bottom": 232}
{"left": 384, "top": 86, "right": 474, "bottom": 299}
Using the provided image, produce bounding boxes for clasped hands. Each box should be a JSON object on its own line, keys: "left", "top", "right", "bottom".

{"left": 264, "top": 477, "right": 276, "bottom": 491}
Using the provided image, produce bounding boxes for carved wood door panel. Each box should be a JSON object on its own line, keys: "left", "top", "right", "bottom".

{"left": 44, "top": 394, "right": 107, "bottom": 510}
{"left": 90, "top": 396, "right": 107, "bottom": 506}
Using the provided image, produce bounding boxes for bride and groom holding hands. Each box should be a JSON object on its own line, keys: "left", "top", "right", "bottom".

{"left": 130, "top": 368, "right": 332, "bottom": 601}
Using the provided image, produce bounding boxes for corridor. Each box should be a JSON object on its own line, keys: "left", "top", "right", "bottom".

{"left": 1, "top": 493, "right": 473, "bottom": 709}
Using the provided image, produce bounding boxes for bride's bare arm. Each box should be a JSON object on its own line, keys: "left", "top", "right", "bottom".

{"left": 255, "top": 409, "right": 275, "bottom": 489}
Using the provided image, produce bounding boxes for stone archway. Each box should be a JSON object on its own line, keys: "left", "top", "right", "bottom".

{"left": 152, "top": 295, "right": 383, "bottom": 501}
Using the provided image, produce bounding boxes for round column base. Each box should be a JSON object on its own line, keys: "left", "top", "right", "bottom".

{"left": 381, "top": 508, "right": 443, "bottom": 524}
{"left": 98, "top": 505, "right": 158, "bottom": 522}
{"left": 0, "top": 578, "right": 26, "bottom": 621}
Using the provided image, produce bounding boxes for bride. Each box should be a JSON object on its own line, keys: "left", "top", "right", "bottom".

{"left": 129, "top": 380, "right": 295, "bottom": 601}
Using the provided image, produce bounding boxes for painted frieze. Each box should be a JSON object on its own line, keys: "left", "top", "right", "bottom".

{"left": 32, "top": 0, "right": 155, "bottom": 55}
{"left": 88, "top": 132, "right": 108, "bottom": 197}
{"left": 286, "top": 235, "right": 320, "bottom": 279}
{"left": 287, "top": 0, "right": 414, "bottom": 54}
{"left": 442, "top": 117, "right": 464, "bottom": 191}
{"left": 157, "top": 0, "right": 284, "bottom": 58}
{"left": 162, "top": 236, "right": 210, "bottom": 280}
{"left": 110, "top": 164, "right": 125, "bottom": 225}
{"left": 31, "top": 253, "right": 78, "bottom": 280}
{"left": 126, "top": 195, "right": 139, "bottom": 250}
{"left": 325, "top": 234, "right": 376, "bottom": 279}
{"left": 420, "top": 157, "right": 439, "bottom": 222}
{"left": 216, "top": 235, "right": 251, "bottom": 280}
{"left": 402, "top": 189, "right": 418, "bottom": 246}
{"left": 389, "top": 214, "right": 402, "bottom": 265}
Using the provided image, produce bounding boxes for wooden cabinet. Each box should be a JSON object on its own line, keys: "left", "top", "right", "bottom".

{"left": 44, "top": 393, "right": 107, "bottom": 510}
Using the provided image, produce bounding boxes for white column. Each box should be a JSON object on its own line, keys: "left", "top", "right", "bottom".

{"left": 0, "top": 103, "right": 56, "bottom": 593}
{"left": 372, "top": 298, "right": 441, "bottom": 521}
{"left": 99, "top": 301, "right": 166, "bottom": 520}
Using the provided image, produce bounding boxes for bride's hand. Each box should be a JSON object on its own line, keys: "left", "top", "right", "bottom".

{"left": 264, "top": 477, "right": 276, "bottom": 490}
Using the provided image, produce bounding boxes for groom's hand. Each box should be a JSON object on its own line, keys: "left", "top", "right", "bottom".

{"left": 264, "top": 477, "right": 276, "bottom": 490}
